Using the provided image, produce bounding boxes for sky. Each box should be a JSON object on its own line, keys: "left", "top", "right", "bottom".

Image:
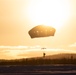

{"left": 0, "top": 0, "right": 76, "bottom": 59}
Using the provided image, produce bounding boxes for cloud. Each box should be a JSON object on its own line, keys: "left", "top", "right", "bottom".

{"left": 0, "top": 45, "right": 76, "bottom": 59}
{"left": 0, "top": 46, "right": 28, "bottom": 50}
{"left": 0, "top": 45, "right": 42, "bottom": 49}
{"left": 69, "top": 42, "right": 76, "bottom": 47}
{"left": 29, "top": 45, "right": 41, "bottom": 49}
{"left": 18, "top": 48, "right": 76, "bottom": 58}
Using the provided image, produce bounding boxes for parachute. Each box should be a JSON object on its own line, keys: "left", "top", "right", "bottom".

{"left": 28, "top": 25, "right": 56, "bottom": 38}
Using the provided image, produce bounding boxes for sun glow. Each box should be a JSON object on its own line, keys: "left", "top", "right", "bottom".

{"left": 28, "top": 0, "right": 71, "bottom": 30}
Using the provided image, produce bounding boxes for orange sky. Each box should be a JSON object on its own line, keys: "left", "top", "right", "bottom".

{"left": 0, "top": 0, "right": 76, "bottom": 59}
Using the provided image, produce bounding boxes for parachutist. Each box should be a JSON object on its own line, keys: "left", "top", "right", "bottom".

{"left": 43, "top": 52, "right": 46, "bottom": 58}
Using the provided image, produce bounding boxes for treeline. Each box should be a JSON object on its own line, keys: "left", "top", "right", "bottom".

{"left": 0, "top": 58, "right": 76, "bottom": 65}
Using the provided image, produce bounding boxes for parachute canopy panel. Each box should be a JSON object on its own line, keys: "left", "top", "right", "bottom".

{"left": 28, "top": 25, "right": 56, "bottom": 38}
